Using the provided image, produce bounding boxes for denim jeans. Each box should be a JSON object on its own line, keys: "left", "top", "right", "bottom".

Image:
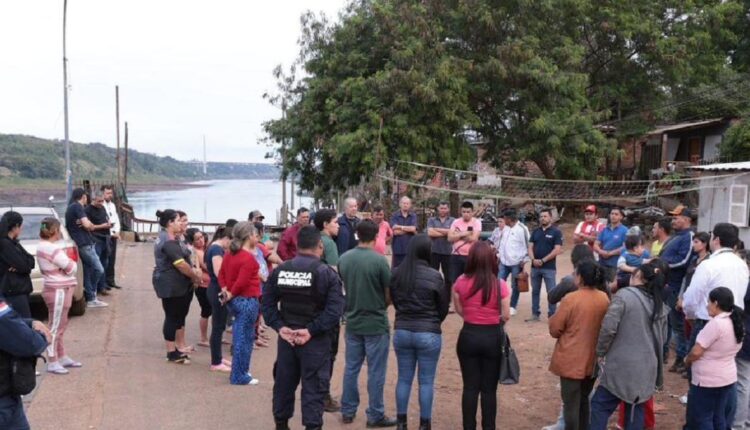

{"left": 94, "top": 238, "right": 110, "bottom": 293}
{"left": 207, "top": 283, "right": 228, "bottom": 366}
{"left": 227, "top": 297, "right": 259, "bottom": 385}
{"left": 687, "top": 383, "right": 735, "bottom": 430}
{"left": 79, "top": 244, "right": 104, "bottom": 302}
{"left": 341, "top": 332, "right": 390, "bottom": 422}
{"left": 499, "top": 264, "right": 522, "bottom": 309}
{"left": 531, "top": 267, "right": 556, "bottom": 317}
{"left": 590, "top": 386, "right": 644, "bottom": 430}
{"left": 0, "top": 396, "right": 29, "bottom": 430}
{"left": 734, "top": 357, "right": 750, "bottom": 429}
{"left": 393, "top": 329, "right": 441, "bottom": 419}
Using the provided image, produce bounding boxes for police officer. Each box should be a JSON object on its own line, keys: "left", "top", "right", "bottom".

{"left": 0, "top": 297, "right": 50, "bottom": 429}
{"left": 262, "top": 225, "right": 345, "bottom": 430}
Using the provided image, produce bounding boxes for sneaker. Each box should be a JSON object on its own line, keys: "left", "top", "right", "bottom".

{"left": 87, "top": 299, "right": 109, "bottom": 308}
{"left": 47, "top": 362, "right": 69, "bottom": 375}
{"left": 510, "top": 307, "right": 518, "bottom": 316}
{"left": 679, "top": 394, "right": 688, "bottom": 405}
{"left": 59, "top": 356, "right": 83, "bottom": 368}
{"left": 166, "top": 350, "right": 190, "bottom": 364}
{"left": 248, "top": 377, "right": 259, "bottom": 385}
{"left": 210, "top": 363, "right": 231, "bottom": 373}
{"left": 524, "top": 315, "right": 541, "bottom": 322}
{"left": 366, "top": 416, "right": 398, "bottom": 428}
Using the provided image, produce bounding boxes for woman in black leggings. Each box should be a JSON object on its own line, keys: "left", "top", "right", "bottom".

{"left": 452, "top": 241, "right": 512, "bottom": 430}
{"left": 205, "top": 225, "right": 233, "bottom": 372}
{"left": 152, "top": 209, "right": 200, "bottom": 364}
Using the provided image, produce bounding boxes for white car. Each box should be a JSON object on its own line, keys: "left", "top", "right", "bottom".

{"left": 0, "top": 206, "right": 86, "bottom": 316}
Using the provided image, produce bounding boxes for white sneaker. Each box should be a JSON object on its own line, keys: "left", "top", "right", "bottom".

{"left": 248, "top": 375, "right": 259, "bottom": 385}
{"left": 47, "top": 362, "right": 69, "bottom": 375}
{"left": 510, "top": 307, "right": 518, "bottom": 316}
{"left": 87, "top": 299, "right": 109, "bottom": 308}
{"left": 679, "top": 394, "right": 688, "bottom": 404}
{"left": 59, "top": 356, "right": 83, "bottom": 368}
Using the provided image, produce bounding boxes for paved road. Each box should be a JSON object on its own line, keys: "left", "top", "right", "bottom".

{"left": 26, "top": 242, "right": 406, "bottom": 430}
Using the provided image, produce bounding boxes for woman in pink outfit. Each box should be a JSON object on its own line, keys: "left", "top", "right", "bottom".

{"left": 37, "top": 217, "right": 82, "bottom": 375}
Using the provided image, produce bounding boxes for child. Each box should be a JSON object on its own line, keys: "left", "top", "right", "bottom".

{"left": 616, "top": 235, "right": 650, "bottom": 290}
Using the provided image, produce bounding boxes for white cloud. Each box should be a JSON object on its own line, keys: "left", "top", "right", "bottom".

{"left": 0, "top": 0, "right": 346, "bottom": 163}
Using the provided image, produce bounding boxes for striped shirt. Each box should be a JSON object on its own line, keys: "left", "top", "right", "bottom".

{"left": 37, "top": 241, "right": 77, "bottom": 289}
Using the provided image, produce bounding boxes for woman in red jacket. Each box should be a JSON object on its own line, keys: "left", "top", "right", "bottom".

{"left": 218, "top": 221, "right": 261, "bottom": 385}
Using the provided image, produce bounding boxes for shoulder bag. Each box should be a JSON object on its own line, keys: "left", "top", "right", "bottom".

{"left": 497, "top": 281, "right": 520, "bottom": 384}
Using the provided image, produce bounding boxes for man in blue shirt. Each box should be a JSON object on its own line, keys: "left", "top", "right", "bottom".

{"left": 389, "top": 196, "right": 417, "bottom": 268}
{"left": 594, "top": 206, "right": 629, "bottom": 282}
{"left": 660, "top": 205, "right": 694, "bottom": 370}
{"left": 526, "top": 208, "right": 563, "bottom": 321}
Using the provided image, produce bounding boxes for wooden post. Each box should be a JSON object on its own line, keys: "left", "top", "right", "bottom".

{"left": 123, "top": 121, "right": 129, "bottom": 192}
{"left": 115, "top": 85, "right": 121, "bottom": 187}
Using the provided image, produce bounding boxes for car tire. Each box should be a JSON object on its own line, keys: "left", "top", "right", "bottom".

{"left": 69, "top": 295, "right": 87, "bottom": 317}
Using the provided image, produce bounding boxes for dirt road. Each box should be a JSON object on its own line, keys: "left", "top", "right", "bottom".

{"left": 26, "top": 231, "right": 687, "bottom": 429}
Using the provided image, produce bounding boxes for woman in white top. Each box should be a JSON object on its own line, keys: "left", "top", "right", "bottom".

{"left": 37, "top": 217, "right": 82, "bottom": 374}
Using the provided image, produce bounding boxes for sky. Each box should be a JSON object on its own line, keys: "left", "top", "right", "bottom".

{"left": 0, "top": 0, "right": 347, "bottom": 163}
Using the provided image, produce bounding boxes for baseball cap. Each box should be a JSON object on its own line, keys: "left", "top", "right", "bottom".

{"left": 669, "top": 204, "right": 692, "bottom": 217}
{"left": 584, "top": 205, "right": 597, "bottom": 213}
{"left": 248, "top": 210, "right": 265, "bottom": 221}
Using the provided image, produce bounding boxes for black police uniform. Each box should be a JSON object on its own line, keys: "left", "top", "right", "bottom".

{"left": 0, "top": 300, "right": 48, "bottom": 430}
{"left": 262, "top": 253, "right": 345, "bottom": 430}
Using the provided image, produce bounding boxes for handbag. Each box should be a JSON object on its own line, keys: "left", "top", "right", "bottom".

{"left": 516, "top": 271, "right": 529, "bottom": 293}
{"left": 499, "top": 333, "right": 520, "bottom": 384}
{"left": 496, "top": 281, "right": 520, "bottom": 384}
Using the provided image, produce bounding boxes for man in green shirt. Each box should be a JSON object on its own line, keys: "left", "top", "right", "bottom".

{"left": 337, "top": 220, "right": 397, "bottom": 427}
{"left": 313, "top": 208, "right": 342, "bottom": 413}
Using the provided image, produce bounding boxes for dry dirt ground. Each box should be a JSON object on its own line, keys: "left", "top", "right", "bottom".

{"left": 26, "top": 224, "right": 688, "bottom": 429}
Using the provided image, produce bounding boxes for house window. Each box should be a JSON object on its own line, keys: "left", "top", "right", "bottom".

{"left": 729, "top": 184, "right": 749, "bottom": 227}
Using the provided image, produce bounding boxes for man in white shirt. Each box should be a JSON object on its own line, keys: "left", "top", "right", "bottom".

{"left": 498, "top": 208, "right": 530, "bottom": 316}
{"left": 682, "top": 223, "right": 748, "bottom": 323}
{"left": 102, "top": 185, "right": 122, "bottom": 289}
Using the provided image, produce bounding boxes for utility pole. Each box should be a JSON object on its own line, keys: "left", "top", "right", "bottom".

{"left": 203, "top": 135, "right": 207, "bottom": 175}
{"left": 280, "top": 101, "right": 288, "bottom": 226}
{"left": 62, "top": 0, "right": 72, "bottom": 203}
{"left": 123, "top": 121, "right": 129, "bottom": 191}
{"left": 115, "top": 85, "right": 121, "bottom": 186}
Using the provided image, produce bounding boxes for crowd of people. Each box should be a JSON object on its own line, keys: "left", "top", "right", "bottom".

{"left": 1, "top": 190, "right": 750, "bottom": 430}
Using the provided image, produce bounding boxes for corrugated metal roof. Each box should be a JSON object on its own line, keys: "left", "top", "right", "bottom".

{"left": 688, "top": 161, "right": 750, "bottom": 171}
{"left": 647, "top": 118, "right": 725, "bottom": 135}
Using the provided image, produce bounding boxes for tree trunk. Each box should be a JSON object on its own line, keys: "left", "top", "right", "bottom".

{"left": 533, "top": 157, "right": 555, "bottom": 179}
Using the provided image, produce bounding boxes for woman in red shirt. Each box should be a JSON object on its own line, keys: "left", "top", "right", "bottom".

{"left": 218, "top": 221, "right": 261, "bottom": 385}
{"left": 453, "top": 241, "right": 511, "bottom": 430}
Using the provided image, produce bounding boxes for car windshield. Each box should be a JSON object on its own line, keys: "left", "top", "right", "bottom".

{"left": 18, "top": 214, "right": 49, "bottom": 241}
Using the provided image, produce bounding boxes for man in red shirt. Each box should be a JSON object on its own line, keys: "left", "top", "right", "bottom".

{"left": 278, "top": 208, "right": 310, "bottom": 261}
{"left": 573, "top": 205, "right": 604, "bottom": 249}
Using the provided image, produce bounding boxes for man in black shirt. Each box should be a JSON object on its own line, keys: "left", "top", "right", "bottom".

{"left": 262, "top": 226, "right": 345, "bottom": 430}
{"left": 65, "top": 188, "right": 109, "bottom": 308}
{"left": 85, "top": 190, "right": 113, "bottom": 297}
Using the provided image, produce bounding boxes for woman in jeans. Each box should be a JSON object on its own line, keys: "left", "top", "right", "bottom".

{"left": 0, "top": 211, "right": 35, "bottom": 318}
{"left": 590, "top": 259, "right": 669, "bottom": 430}
{"left": 453, "top": 241, "right": 511, "bottom": 430}
{"left": 548, "top": 260, "right": 609, "bottom": 430}
{"left": 390, "top": 234, "right": 449, "bottom": 430}
{"left": 152, "top": 209, "right": 201, "bottom": 364}
{"left": 205, "top": 225, "right": 232, "bottom": 372}
{"left": 218, "top": 221, "right": 262, "bottom": 385}
{"left": 685, "top": 286, "right": 744, "bottom": 429}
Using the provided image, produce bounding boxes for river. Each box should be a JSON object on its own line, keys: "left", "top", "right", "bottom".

{"left": 127, "top": 179, "right": 314, "bottom": 225}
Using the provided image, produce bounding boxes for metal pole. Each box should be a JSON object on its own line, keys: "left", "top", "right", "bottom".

{"left": 290, "top": 176, "right": 295, "bottom": 210}
{"left": 116, "top": 85, "right": 121, "bottom": 186}
{"left": 124, "top": 121, "right": 129, "bottom": 191}
{"left": 280, "top": 101, "right": 288, "bottom": 226}
{"left": 63, "top": 0, "right": 72, "bottom": 203}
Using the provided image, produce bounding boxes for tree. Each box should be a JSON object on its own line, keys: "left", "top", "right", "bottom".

{"left": 720, "top": 119, "right": 750, "bottom": 161}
